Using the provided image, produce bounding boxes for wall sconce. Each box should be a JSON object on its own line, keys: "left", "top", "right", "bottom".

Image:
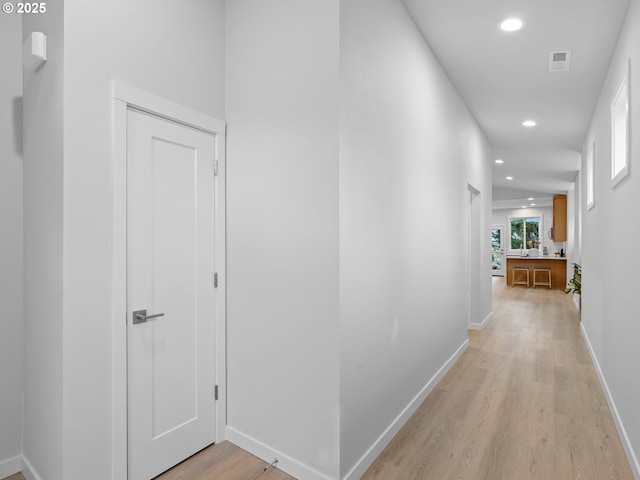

{"left": 23, "top": 32, "right": 47, "bottom": 72}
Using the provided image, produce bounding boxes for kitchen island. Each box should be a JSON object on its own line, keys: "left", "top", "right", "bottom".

{"left": 506, "top": 256, "right": 567, "bottom": 289}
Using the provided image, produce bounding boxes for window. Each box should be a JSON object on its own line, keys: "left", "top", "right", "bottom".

{"left": 491, "top": 229, "right": 501, "bottom": 249}
{"left": 611, "top": 59, "right": 630, "bottom": 188}
{"left": 510, "top": 217, "right": 540, "bottom": 252}
{"left": 586, "top": 142, "right": 595, "bottom": 210}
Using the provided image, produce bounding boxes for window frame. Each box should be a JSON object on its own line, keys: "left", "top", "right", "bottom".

{"left": 586, "top": 142, "right": 595, "bottom": 210}
{"left": 611, "top": 59, "right": 631, "bottom": 189}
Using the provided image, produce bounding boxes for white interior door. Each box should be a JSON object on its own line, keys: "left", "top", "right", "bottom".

{"left": 491, "top": 225, "right": 505, "bottom": 276}
{"left": 127, "top": 108, "right": 217, "bottom": 480}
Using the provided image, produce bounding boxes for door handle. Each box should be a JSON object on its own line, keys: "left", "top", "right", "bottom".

{"left": 132, "top": 309, "right": 165, "bottom": 325}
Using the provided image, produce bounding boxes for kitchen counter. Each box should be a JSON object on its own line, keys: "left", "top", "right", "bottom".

{"left": 506, "top": 256, "right": 567, "bottom": 289}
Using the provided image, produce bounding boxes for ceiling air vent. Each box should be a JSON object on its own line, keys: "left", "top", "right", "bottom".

{"left": 549, "top": 50, "right": 572, "bottom": 72}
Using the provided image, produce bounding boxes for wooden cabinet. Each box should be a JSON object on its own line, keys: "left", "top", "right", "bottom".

{"left": 506, "top": 257, "right": 567, "bottom": 289}
{"left": 552, "top": 194, "right": 567, "bottom": 242}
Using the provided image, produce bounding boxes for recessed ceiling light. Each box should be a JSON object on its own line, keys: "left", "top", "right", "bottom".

{"left": 521, "top": 206, "right": 528, "bottom": 209}
{"left": 530, "top": 203, "right": 536, "bottom": 206}
{"left": 495, "top": 159, "right": 504, "bottom": 164}
{"left": 527, "top": 197, "right": 534, "bottom": 201}
{"left": 506, "top": 176, "right": 514, "bottom": 180}
{"left": 522, "top": 120, "right": 537, "bottom": 127}
{"left": 500, "top": 18, "right": 524, "bottom": 32}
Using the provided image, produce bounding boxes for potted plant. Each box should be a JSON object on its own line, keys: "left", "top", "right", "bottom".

{"left": 564, "top": 263, "right": 581, "bottom": 313}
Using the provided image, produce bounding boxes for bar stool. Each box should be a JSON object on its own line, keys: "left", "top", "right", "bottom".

{"left": 533, "top": 267, "right": 552, "bottom": 288}
{"left": 512, "top": 266, "right": 530, "bottom": 287}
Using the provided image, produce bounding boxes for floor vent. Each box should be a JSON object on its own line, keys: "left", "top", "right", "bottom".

{"left": 549, "top": 50, "right": 572, "bottom": 72}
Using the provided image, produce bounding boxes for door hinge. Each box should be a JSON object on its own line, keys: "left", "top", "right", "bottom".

{"left": 214, "top": 272, "right": 218, "bottom": 288}
{"left": 213, "top": 160, "right": 219, "bottom": 176}
{"left": 214, "top": 385, "right": 219, "bottom": 401}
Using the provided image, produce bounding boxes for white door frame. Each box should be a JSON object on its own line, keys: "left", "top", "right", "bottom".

{"left": 111, "top": 82, "right": 227, "bottom": 480}
{"left": 467, "top": 184, "right": 481, "bottom": 329}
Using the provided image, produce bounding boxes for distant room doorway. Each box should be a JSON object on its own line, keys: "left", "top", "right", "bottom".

{"left": 491, "top": 225, "right": 505, "bottom": 277}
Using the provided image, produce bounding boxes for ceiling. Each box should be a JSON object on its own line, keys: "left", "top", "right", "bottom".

{"left": 401, "top": 0, "right": 631, "bottom": 209}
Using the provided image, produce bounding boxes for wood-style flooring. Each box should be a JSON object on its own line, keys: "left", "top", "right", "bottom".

{"left": 362, "top": 277, "right": 633, "bottom": 479}
{"left": 154, "top": 441, "right": 295, "bottom": 480}
{"left": 3, "top": 277, "right": 632, "bottom": 480}
{"left": 2, "top": 474, "right": 24, "bottom": 480}
{"left": 0, "top": 442, "right": 293, "bottom": 480}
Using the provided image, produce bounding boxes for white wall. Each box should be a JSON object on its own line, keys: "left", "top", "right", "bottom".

{"left": 225, "top": 2, "right": 341, "bottom": 478}
{"left": 22, "top": 6, "right": 65, "bottom": 480}
{"left": 0, "top": 13, "right": 24, "bottom": 474}
{"left": 580, "top": 0, "right": 640, "bottom": 476}
{"left": 340, "top": 0, "right": 493, "bottom": 476}
{"left": 492, "top": 206, "right": 564, "bottom": 256}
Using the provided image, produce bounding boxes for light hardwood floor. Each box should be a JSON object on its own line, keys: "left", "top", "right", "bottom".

{"left": 361, "top": 277, "right": 633, "bottom": 479}
{"left": 3, "top": 277, "right": 633, "bottom": 480}
{"left": 0, "top": 442, "right": 294, "bottom": 480}
{"left": 154, "top": 441, "right": 295, "bottom": 480}
{"left": 2, "top": 474, "right": 24, "bottom": 480}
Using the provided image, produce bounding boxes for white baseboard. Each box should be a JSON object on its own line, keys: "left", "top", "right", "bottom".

{"left": 469, "top": 312, "right": 493, "bottom": 331}
{"left": 226, "top": 426, "right": 334, "bottom": 480}
{"left": 19, "top": 455, "right": 43, "bottom": 480}
{"left": 573, "top": 293, "right": 581, "bottom": 312}
{"left": 580, "top": 323, "right": 640, "bottom": 479}
{"left": 0, "top": 455, "right": 44, "bottom": 480}
{"left": 0, "top": 455, "right": 21, "bottom": 478}
{"left": 343, "top": 338, "right": 470, "bottom": 480}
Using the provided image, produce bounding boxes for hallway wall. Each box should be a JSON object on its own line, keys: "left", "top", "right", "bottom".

{"left": 581, "top": 0, "right": 640, "bottom": 476}
{"left": 339, "top": 0, "right": 493, "bottom": 476}
{"left": 22, "top": 6, "right": 65, "bottom": 480}
{"left": 225, "top": 2, "right": 341, "bottom": 478}
{"left": 0, "top": 13, "right": 24, "bottom": 476}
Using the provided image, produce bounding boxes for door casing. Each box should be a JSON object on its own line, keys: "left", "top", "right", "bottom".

{"left": 467, "top": 184, "right": 481, "bottom": 329}
{"left": 111, "top": 82, "right": 226, "bottom": 480}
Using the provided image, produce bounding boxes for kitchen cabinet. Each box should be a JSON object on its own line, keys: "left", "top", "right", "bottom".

{"left": 552, "top": 194, "right": 567, "bottom": 242}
